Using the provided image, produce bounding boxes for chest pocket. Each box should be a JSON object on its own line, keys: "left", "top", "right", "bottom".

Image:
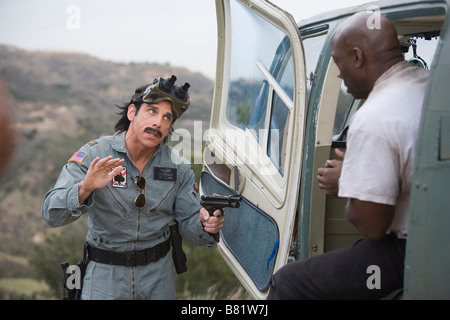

{"left": 147, "top": 180, "right": 177, "bottom": 214}
{"left": 101, "top": 185, "right": 132, "bottom": 217}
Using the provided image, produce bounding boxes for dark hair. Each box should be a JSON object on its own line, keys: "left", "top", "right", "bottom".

{"left": 114, "top": 83, "right": 176, "bottom": 139}
{"left": 114, "top": 84, "right": 149, "bottom": 132}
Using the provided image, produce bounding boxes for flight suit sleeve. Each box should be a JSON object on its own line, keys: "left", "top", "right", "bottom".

{"left": 174, "top": 165, "right": 216, "bottom": 246}
{"left": 41, "top": 146, "right": 95, "bottom": 227}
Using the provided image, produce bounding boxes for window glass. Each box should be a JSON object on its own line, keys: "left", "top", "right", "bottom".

{"left": 227, "top": 0, "right": 295, "bottom": 175}
{"left": 301, "top": 30, "right": 328, "bottom": 101}
{"left": 227, "top": 0, "right": 286, "bottom": 129}
{"left": 333, "top": 82, "right": 355, "bottom": 136}
{"left": 268, "top": 93, "right": 289, "bottom": 173}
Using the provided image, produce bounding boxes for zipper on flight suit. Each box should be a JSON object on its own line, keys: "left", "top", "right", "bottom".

{"left": 128, "top": 145, "right": 170, "bottom": 299}
{"left": 130, "top": 181, "right": 175, "bottom": 299}
{"left": 131, "top": 205, "right": 142, "bottom": 299}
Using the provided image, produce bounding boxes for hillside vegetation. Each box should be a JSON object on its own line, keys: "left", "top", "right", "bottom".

{"left": 0, "top": 44, "right": 247, "bottom": 299}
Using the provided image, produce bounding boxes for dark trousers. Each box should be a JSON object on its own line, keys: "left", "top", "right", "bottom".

{"left": 267, "top": 233, "right": 406, "bottom": 300}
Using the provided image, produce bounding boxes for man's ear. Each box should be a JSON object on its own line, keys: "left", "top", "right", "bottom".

{"left": 352, "top": 47, "right": 364, "bottom": 68}
{"left": 127, "top": 104, "right": 136, "bottom": 121}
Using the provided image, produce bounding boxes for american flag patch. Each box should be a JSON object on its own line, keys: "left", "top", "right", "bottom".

{"left": 68, "top": 151, "right": 87, "bottom": 163}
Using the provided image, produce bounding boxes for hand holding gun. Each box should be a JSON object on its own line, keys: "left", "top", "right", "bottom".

{"left": 200, "top": 193, "right": 242, "bottom": 242}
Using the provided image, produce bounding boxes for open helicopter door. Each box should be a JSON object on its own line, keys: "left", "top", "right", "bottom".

{"left": 200, "top": 0, "right": 306, "bottom": 299}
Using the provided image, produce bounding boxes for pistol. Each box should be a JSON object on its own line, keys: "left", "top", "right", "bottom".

{"left": 200, "top": 193, "right": 242, "bottom": 242}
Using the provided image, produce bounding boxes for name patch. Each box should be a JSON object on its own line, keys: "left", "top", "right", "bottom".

{"left": 154, "top": 167, "right": 177, "bottom": 182}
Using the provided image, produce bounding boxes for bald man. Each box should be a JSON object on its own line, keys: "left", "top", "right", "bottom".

{"left": 268, "top": 12, "right": 429, "bottom": 299}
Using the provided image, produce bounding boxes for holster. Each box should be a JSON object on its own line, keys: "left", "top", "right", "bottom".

{"left": 60, "top": 242, "right": 90, "bottom": 300}
{"left": 169, "top": 221, "right": 187, "bottom": 274}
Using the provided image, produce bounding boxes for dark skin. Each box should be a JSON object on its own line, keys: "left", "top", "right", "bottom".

{"left": 317, "top": 148, "right": 345, "bottom": 196}
{"left": 319, "top": 12, "right": 405, "bottom": 240}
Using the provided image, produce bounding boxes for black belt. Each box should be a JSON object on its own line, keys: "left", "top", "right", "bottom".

{"left": 86, "top": 239, "right": 171, "bottom": 267}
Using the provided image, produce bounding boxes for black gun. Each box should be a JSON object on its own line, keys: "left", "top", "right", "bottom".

{"left": 200, "top": 193, "right": 242, "bottom": 242}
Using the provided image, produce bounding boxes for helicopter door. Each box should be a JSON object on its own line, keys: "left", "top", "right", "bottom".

{"left": 404, "top": 9, "right": 450, "bottom": 299}
{"left": 201, "top": 0, "right": 306, "bottom": 299}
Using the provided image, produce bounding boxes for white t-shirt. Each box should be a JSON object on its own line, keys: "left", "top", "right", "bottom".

{"left": 338, "top": 61, "right": 429, "bottom": 239}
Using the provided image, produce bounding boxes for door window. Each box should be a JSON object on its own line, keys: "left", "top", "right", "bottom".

{"left": 226, "top": 0, "right": 294, "bottom": 175}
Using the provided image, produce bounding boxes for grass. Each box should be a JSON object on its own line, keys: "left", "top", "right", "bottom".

{"left": 0, "top": 277, "right": 51, "bottom": 299}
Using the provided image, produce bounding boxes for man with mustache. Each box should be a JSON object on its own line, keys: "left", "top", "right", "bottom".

{"left": 42, "top": 76, "right": 224, "bottom": 299}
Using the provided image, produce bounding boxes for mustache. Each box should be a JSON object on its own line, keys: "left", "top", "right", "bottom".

{"left": 144, "top": 127, "right": 162, "bottom": 138}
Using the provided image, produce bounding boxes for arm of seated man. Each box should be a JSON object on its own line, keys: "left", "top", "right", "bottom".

{"left": 345, "top": 198, "right": 395, "bottom": 240}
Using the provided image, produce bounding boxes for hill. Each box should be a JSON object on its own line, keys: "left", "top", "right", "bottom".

{"left": 0, "top": 45, "right": 247, "bottom": 299}
{"left": 0, "top": 43, "right": 214, "bottom": 240}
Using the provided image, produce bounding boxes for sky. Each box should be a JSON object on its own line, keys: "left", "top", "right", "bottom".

{"left": 0, "top": 0, "right": 370, "bottom": 79}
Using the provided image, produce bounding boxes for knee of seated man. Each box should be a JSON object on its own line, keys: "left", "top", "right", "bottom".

{"left": 267, "top": 261, "right": 309, "bottom": 300}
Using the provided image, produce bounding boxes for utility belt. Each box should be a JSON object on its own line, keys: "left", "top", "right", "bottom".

{"left": 86, "top": 238, "right": 171, "bottom": 267}
{"left": 61, "top": 222, "right": 187, "bottom": 300}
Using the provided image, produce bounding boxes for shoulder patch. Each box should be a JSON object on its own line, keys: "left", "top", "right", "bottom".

{"left": 88, "top": 140, "right": 98, "bottom": 146}
{"left": 68, "top": 151, "right": 88, "bottom": 163}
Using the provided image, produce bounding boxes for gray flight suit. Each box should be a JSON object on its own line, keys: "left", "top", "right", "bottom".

{"left": 42, "top": 130, "right": 216, "bottom": 299}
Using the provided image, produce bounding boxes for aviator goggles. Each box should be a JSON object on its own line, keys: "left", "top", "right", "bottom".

{"left": 131, "top": 75, "right": 191, "bottom": 119}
